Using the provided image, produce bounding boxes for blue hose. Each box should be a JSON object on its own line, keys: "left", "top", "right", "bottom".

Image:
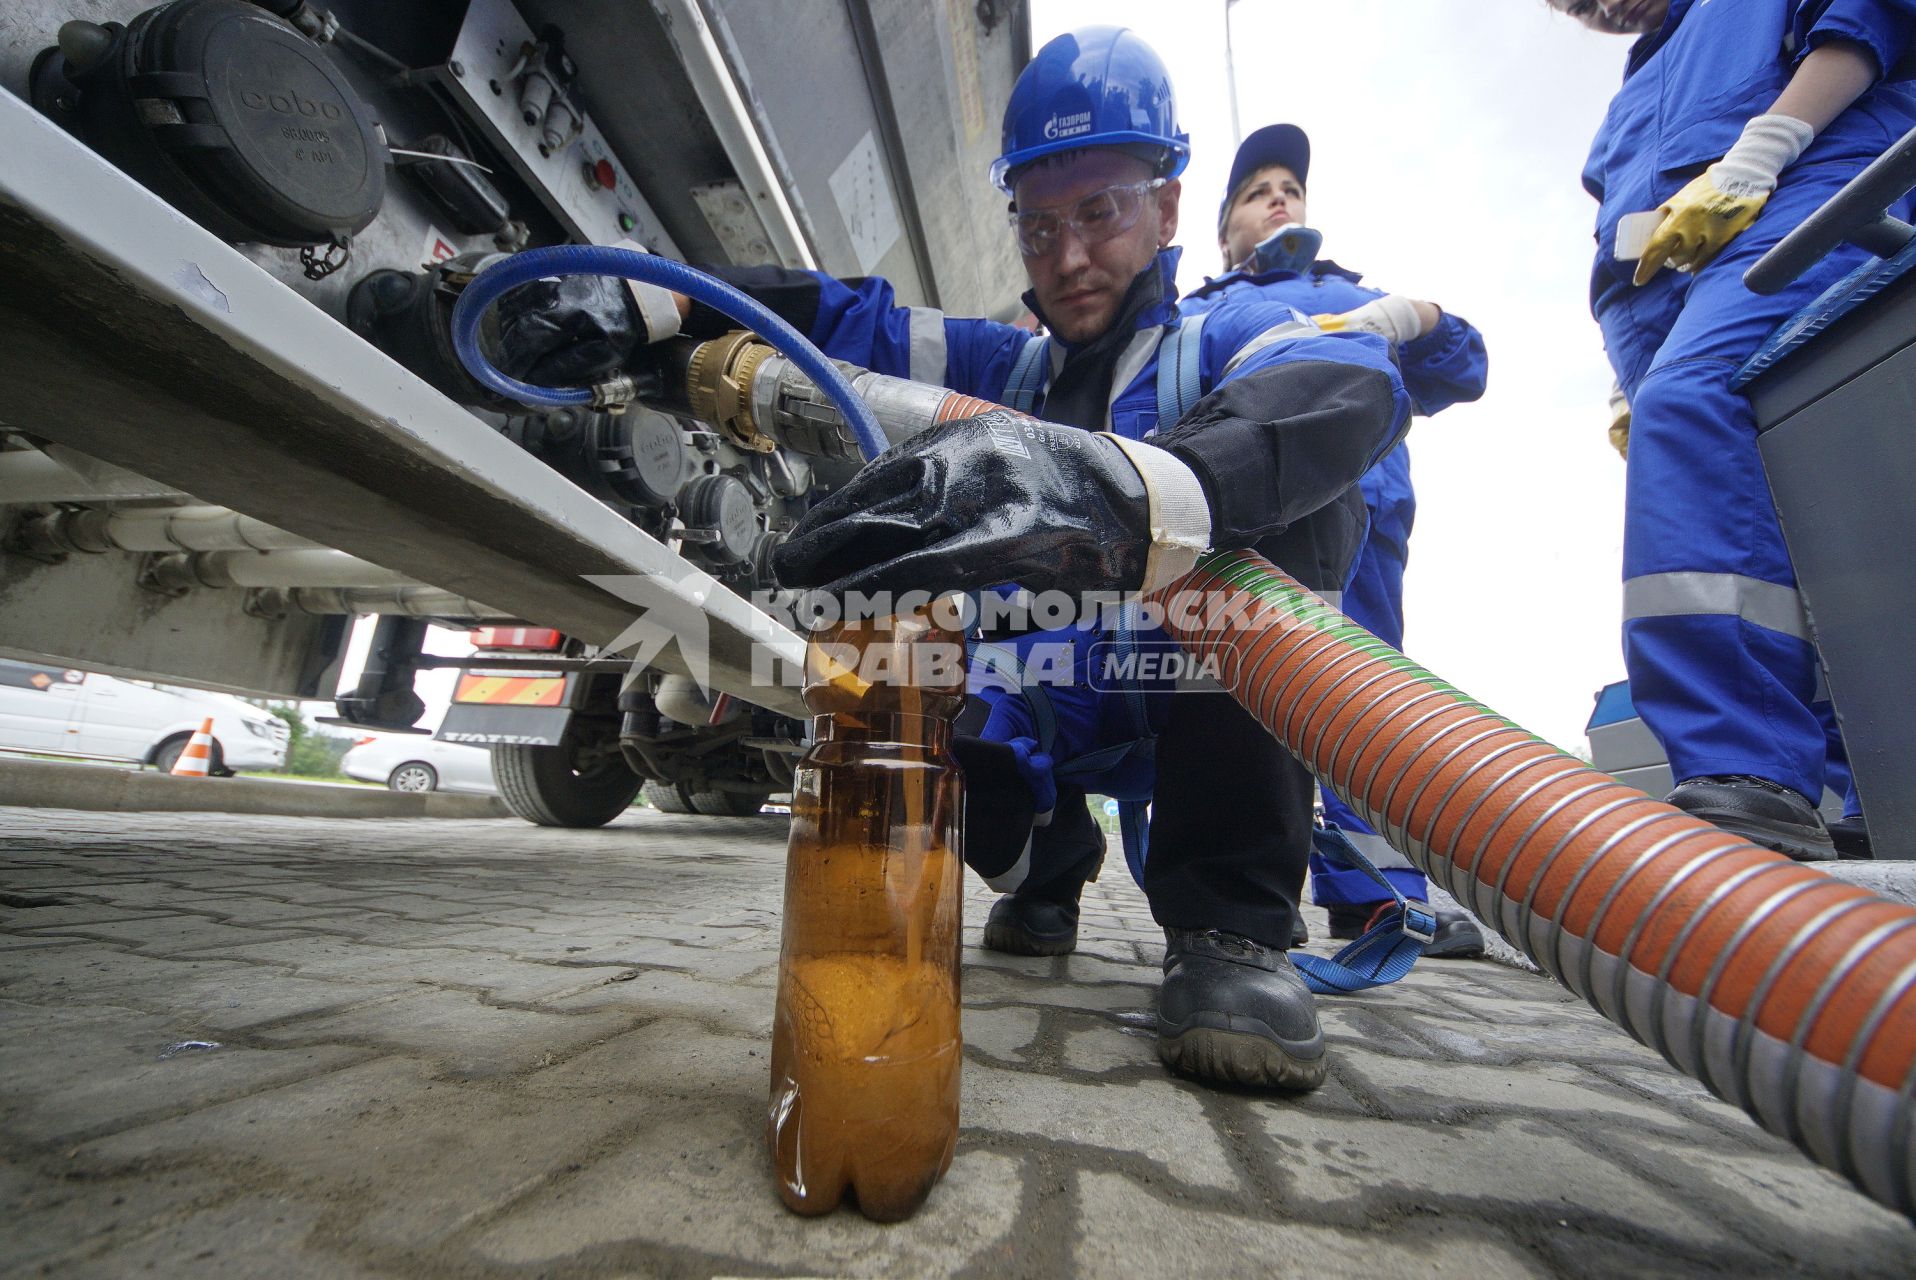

{"left": 449, "top": 245, "right": 889, "bottom": 462}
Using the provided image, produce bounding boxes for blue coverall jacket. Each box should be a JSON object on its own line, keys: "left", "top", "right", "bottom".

{"left": 748, "top": 245, "right": 1409, "bottom": 787}
{"left": 1585, "top": 0, "right": 1916, "bottom": 805}
{"left": 1182, "top": 257, "right": 1488, "bottom": 644}
{"left": 1184, "top": 256, "right": 1489, "bottom": 905}
{"left": 692, "top": 248, "right": 1411, "bottom": 937}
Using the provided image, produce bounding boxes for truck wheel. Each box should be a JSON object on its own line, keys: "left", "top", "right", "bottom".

{"left": 491, "top": 742, "right": 642, "bottom": 828}
{"left": 641, "top": 779, "right": 695, "bottom": 814}
{"left": 689, "top": 787, "right": 773, "bottom": 817}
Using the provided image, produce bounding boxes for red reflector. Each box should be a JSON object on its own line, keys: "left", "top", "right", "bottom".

{"left": 470, "top": 627, "right": 564, "bottom": 651}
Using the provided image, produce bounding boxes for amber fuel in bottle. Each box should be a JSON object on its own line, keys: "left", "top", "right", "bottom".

{"left": 767, "top": 602, "right": 965, "bottom": 1222}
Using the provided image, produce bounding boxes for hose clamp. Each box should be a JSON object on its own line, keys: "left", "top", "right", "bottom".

{"left": 590, "top": 374, "right": 639, "bottom": 413}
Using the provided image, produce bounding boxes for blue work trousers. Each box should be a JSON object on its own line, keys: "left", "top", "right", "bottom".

{"left": 1598, "top": 162, "right": 1912, "bottom": 803}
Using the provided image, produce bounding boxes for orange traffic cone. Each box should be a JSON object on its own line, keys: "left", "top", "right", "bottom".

{"left": 170, "top": 717, "right": 216, "bottom": 777}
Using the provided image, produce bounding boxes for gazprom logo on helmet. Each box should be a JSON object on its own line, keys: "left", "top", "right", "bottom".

{"left": 1041, "top": 110, "right": 1094, "bottom": 141}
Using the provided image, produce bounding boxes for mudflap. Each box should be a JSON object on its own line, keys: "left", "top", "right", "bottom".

{"left": 437, "top": 669, "right": 579, "bottom": 746}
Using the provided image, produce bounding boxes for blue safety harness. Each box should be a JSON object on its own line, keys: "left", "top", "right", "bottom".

{"left": 989, "top": 312, "right": 1434, "bottom": 992}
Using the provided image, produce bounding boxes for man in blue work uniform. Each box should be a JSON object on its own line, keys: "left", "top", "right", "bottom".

{"left": 495, "top": 28, "right": 1411, "bottom": 1091}
{"left": 1185, "top": 124, "right": 1490, "bottom": 954}
{"left": 1552, "top": 0, "right": 1916, "bottom": 859}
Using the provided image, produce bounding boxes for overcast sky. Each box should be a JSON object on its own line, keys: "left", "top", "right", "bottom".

{"left": 1029, "top": 0, "right": 1637, "bottom": 750}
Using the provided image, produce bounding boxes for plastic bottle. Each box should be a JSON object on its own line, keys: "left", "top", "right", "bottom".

{"left": 767, "top": 602, "right": 965, "bottom": 1222}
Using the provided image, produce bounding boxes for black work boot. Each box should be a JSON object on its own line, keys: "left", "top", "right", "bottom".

{"left": 975, "top": 780, "right": 1104, "bottom": 957}
{"left": 979, "top": 832, "right": 1102, "bottom": 958}
{"left": 983, "top": 893, "right": 1081, "bottom": 956}
{"left": 1666, "top": 775, "right": 1836, "bottom": 862}
{"left": 1156, "top": 928, "right": 1327, "bottom": 1091}
{"left": 1327, "top": 900, "right": 1487, "bottom": 959}
{"left": 1828, "top": 815, "right": 1873, "bottom": 859}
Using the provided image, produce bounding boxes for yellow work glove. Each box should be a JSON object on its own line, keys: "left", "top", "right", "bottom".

{"left": 1631, "top": 115, "right": 1814, "bottom": 286}
{"left": 1632, "top": 175, "right": 1769, "bottom": 284}
{"left": 1311, "top": 293, "right": 1425, "bottom": 345}
{"left": 1607, "top": 381, "right": 1630, "bottom": 460}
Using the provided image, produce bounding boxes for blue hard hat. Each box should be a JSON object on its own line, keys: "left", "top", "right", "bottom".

{"left": 1218, "top": 124, "right": 1311, "bottom": 230}
{"left": 991, "top": 26, "right": 1191, "bottom": 197}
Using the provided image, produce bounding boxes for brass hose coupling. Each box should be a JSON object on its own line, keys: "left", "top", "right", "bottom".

{"left": 684, "top": 330, "right": 777, "bottom": 453}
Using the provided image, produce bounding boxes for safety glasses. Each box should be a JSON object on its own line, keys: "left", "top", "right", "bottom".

{"left": 1008, "top": 178, "right": 1166, "bottom": 258}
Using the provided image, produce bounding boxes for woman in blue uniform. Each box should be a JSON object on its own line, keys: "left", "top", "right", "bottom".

{"left": 1185, "top": 124, "right": 1491, "bottom": 953}
{"left": 1552, "top": 0, "right": 1916, "bottom": 859}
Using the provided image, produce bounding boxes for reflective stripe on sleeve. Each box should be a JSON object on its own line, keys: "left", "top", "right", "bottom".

{"left": 1622, "top": 571, "right": 1812, "bottom": 642}
{"left": 907, "top": 307, "right": 948, "bottom": 384}
{"left": 1220, "top": 313, "right": 1320, "bottom": 378}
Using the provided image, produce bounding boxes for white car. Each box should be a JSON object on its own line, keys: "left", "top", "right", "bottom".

{"left": 341, "top": 733, "right": 498, "bottom": 794}
{"left": 0, "top": 658, "right": 288, "bottom": 773}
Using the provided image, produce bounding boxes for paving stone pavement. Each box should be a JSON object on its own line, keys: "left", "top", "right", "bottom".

{"left": 1, "top": 805, "right": 1911, "bottom": 1278}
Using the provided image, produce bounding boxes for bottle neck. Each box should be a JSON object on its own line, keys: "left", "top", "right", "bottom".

{"left": 811, "top": 712, "right": 950, "bottom": 750}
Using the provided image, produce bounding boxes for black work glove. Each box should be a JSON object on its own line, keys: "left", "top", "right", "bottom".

{"left": 490, "top": 274, "right": 648, "bottom": 386}
{"left": 771, "top": 409, "right": 1212, "bottom": 599}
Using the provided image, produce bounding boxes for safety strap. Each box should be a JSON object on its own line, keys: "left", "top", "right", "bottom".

{"left": 1292, "top": 822, "right": 1436, "bottom": 994}
{"left": 1108, "top": 600, "right": 1155, "bottom": 882}
{"left": 1153, "top": 309, "right": 1209, "bottom": 427}
{"left": 1001, "top": 334, "right": 1049, "bottom": 413}
{"left": 1002, "top": 313, "right": 1209, "bottom": 426}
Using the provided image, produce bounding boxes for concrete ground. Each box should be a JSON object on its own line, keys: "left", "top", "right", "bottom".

{"left": 2, "top": 806, "right": 1911, "bottom": 1279}
{"left": 0, "top": 758, "right": 508, "bottom": 820}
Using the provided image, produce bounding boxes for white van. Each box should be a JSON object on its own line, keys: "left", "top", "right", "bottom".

{"left": 0, "top": 659, "right": 289, "bottom": 773}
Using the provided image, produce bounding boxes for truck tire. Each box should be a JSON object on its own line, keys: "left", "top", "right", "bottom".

{"left": 491, "top": 742, "right": 642, "bottom": 828}
{"left": 641, "top": 779, "right": 695, "bottom": 814}
{"left": 689, "top": 787, "right": 773, "bottom": 817}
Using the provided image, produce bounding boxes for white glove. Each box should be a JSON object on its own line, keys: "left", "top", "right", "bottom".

{"left": 1713, "top": 114, "right": 1816, "bottom": 197}
{"left": 1607, "top": 380, "right": 1631, "bottom": 460}
{"left": 1313, "top": 294, "right": 1426, "bottom": 346}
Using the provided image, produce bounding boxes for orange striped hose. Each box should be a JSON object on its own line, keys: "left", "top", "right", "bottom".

{"left": 867, "top": 386, "right": 1915, "bottom": 1214}
{"left": 1156, "top": 549, "right": 1916, "bottom": 1218}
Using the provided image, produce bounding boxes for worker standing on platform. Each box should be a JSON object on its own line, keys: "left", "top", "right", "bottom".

{"left": 494, "top": 27, "right": 1411, "bottom": 1092}
{"left": 1184, "top": 124, "right": 1491, "bottom": 955}
{"left": 1549, "top": 0, "right": 1916, "bottom": 860}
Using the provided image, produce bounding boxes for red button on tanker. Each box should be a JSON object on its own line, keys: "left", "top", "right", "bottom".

{"left": 592, "top": 158, "right": 616, "bottom": 190}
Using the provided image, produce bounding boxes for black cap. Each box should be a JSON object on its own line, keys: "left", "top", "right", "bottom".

{"left": 1218, "top": 123, "right": 1310, "bottom": 230}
